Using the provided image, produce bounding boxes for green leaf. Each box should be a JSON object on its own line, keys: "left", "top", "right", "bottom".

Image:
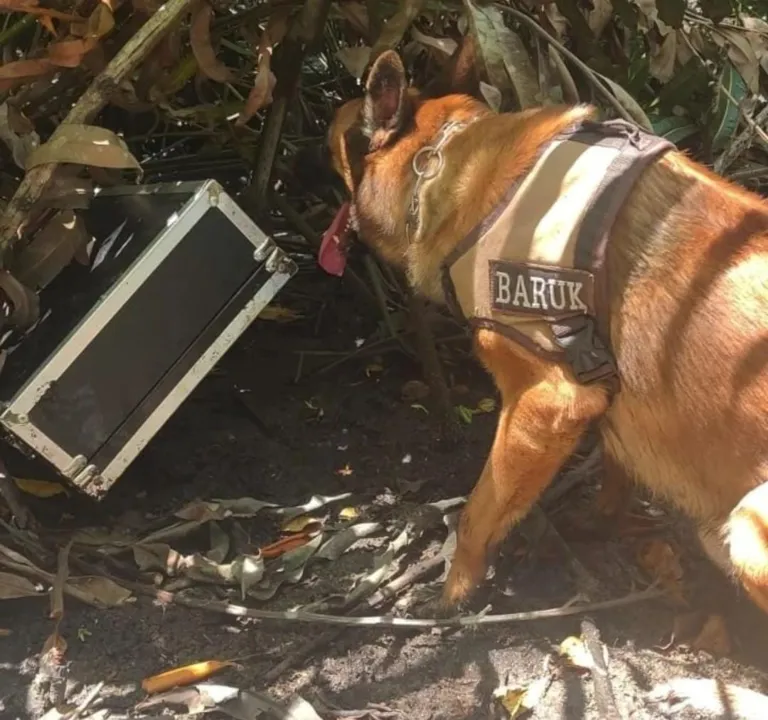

{"left": 455, "top": 405, "right": 474, "bottom": 425}
{"left": 650, "top": 115, "right": 699, "bottom": 145}
{"left": 710, "top": 61, "right": 747, "bottom": 154}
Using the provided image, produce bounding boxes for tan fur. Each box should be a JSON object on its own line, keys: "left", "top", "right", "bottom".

{"left": 327, "top": 51, "right": 768, "bottom": 614}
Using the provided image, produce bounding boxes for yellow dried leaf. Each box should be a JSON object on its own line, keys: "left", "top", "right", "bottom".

{"left": 558, "top": 636, "right": 593, "bottom": 671}
{"left": 494, "top": 676, "right": 550, "bottom": 719}
{"left": 281, "top": 514, "right": 320, "bottom": 533}
{"left": 13, "top": 477, "right": 67, "bottom": 498}
{"left": 339, "top": 507, "right": 360, "bottom": 521}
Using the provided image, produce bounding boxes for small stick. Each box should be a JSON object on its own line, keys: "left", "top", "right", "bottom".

{"left": 128, "top": 581, "right": 664, "bottom": 628}
{"left": 581, "top": 616, "right": 622, "bottom": 720}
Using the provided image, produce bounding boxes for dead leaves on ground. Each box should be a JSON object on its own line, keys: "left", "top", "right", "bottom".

{"left": 236, "top": 10, "right": 289, "bottom": 126}
{"left": 137, "top": 682, "right": 324, "bottom": 719}
{"left": 190, "top": 0, "right": 234, "bottom": 84}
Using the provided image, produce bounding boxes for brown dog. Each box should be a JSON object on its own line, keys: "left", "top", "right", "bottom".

{"left": 321, "top": 49, "right": 768, "bottom": 615}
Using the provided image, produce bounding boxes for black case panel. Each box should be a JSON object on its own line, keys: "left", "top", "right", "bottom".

{"left": 27, "top": 207, "right": 256, "bottom": 458}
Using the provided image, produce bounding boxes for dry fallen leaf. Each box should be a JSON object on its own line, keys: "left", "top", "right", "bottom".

{"left": 0, "top": 0, "right": 78, "bottom": 20}
{"left": 190, "top": 0, "right": 233, "bottom": 83}
{"left": 336, "top": 46, "right": 371, "bottom": 79}
{"left": 558, "top": 635, "right": 593, "bottom": 672}
{"left": 259, "top": 532, "right": 312, "bottom": 559}
{"left": 142, "top": 660, "right": 234, "bottom": 695}
{"left": 339, "top": 506, "right": 360, "bottom": 521}
{"left": 0, "top": 571, "right": 40, "bottom": 599}
{"left": 691, "top": 614, "right": 732, "bottom": 656}
{"left": 25, "top": 124, "right": 141, "bottom": 171}
{"left": 0, "top": 58, "right": 55, "bottom": 92}
{"left": 648, "top": 31, "right": 677, "bottom": 83}
{"left": 494, "top": 676, "right": 551, "bottom": 719}
{"left": 0, "top": 102, "right": 40, "bottom": 169}
{"left": 411, "top": 27, "right": 457, "bottom": 56}
{"left": 281, "top": 514, "right": 321, "bottom": 533}
{"left": 66, "top": 576, "right": 132, "bottom": 606}
{"left": 13, "top": 477, "right": 66, "bottom": 498}
{"left": 316, "top": 521, "right": 381, "bottom": 561}
{"left": 236, "top": 10, "right": 289, "bottom": 125}
{"left": 712, "top": 26, "right": 761, "bottom": 93}
{"left": 637, "top": 539, "right": 686, "bottom": 603}
{"left": 47, "top": 37, "right": 99, "bottom": 68}
{"left": 12, "top": 210, "right": 90, "bottom": 290}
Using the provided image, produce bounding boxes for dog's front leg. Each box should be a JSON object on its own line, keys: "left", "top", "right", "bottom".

{"left": 441, "top": 331, "right": 610, "bottom": 609}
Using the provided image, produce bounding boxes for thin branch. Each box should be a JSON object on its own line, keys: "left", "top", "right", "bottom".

{"left": 132, "top": 582, "right": 665, "bottom": 628}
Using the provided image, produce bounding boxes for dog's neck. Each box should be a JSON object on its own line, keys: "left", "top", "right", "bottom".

{"left": 403, "top": 117, "right": 480, "bottom": 243}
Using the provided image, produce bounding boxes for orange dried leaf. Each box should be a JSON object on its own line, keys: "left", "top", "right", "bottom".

{"left": 190, "top": 1, "right": 233, "bottom": 84}
{"left": 0, "top": 0, "right": 78, "bottom": 20}
{"left": 236, "top": 11, "right": 288, "bottom": 125}
{"left": 38, "top": 14, "right": 57, "bottom": 36}
{"left": 47, "top": 37, "right": 99, "bottom": 68}
{"left": 142, "top": 660, "right": 233, "bottom": 694}
{"left": 0, "top": 58, "right": 55, "bottom": 92}
{"left": 259, "top": 532, "right": 311, "bottom": 558}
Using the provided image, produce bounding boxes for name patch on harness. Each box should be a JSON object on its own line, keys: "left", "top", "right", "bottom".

{"left": 489, "top": 261, "right": 595, "bottom": 317}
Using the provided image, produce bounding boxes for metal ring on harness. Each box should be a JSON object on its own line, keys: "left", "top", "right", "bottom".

{"left": 412, "top": 145, "right": 445, "bottom": 180}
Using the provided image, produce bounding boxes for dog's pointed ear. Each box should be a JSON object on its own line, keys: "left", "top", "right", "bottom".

{"left": 363, "top": 50, "right": 409, "bottom": 149}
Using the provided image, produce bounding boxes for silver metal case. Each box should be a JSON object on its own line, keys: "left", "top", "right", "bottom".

{"left": 0, "top": 180, "right": 297, "bottom": 496}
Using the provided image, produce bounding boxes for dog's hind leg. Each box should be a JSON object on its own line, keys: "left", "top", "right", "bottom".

{"left": 723, "top": 482, "right": 768, "bottom": 614}
{"left": 441, "top": 331, "right": 610, "bottom": 609}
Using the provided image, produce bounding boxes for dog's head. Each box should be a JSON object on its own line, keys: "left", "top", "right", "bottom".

{"left": 318, "top": 43, "right": 485, "bottom": 276}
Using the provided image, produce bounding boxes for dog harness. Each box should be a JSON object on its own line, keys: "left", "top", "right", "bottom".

{"left": 427, "top": 118, "right": 675, "bottom": 388}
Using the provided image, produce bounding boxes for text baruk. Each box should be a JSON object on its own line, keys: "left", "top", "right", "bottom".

{"left": 494, "top": 270, "right": 589, "bottom": 313}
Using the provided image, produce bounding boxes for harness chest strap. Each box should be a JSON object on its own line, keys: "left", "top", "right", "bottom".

{"left": 435, "top": 119, "right": 675, "bottom": 389}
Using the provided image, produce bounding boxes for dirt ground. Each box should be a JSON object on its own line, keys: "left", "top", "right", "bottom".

{"left": 2, "top": 271, "right": 768, "bottom": 720}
